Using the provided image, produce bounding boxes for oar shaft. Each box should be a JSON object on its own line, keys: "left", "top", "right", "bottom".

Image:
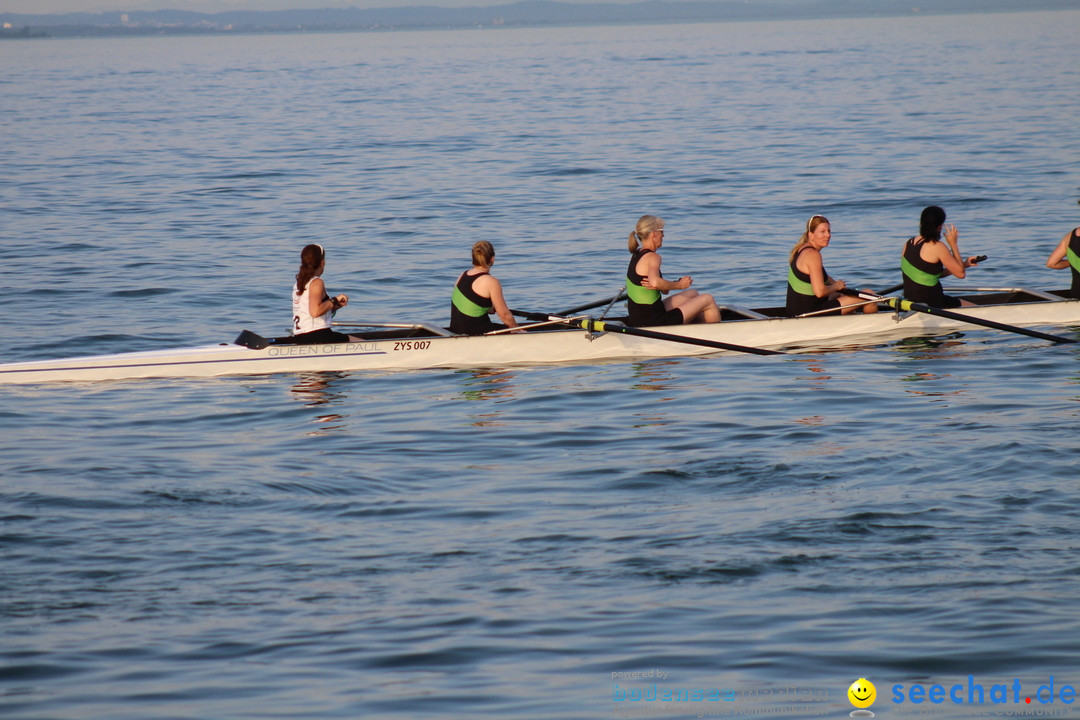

{"left": 580, "top": 319, "right": 783, "bottom": 356}
{"left": 558, "top": 291, "right": 628, "bottom": 316}
{"left": 513, "top": 289, "right": 629, "bottom": 322}
{"left": 853, "top": 292, "right": 1077, "bottom": 344}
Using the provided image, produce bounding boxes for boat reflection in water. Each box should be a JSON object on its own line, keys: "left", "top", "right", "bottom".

{"left": 629, "top": 360, "right": 679, "bottom": 428}
{"left": 456, "top": 369, "right": 517, "bottom": 427}
{"left": 290, "top": 372, "right": 350, "bottom": 434}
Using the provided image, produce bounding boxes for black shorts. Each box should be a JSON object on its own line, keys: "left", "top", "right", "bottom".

{"left": 290, "top": 328, "right": 354, "bottom": 344}
{"left": 937, "top": 294, "right": 963, "bottom": 309}
{"left": 628, "top": 302, "right": 685, "bottom": 328}
{"left": 786, "top": 295, "right": 842, "bottom": 317}
{"left": 903, "top": 282, "right": 962, "bottom": 310}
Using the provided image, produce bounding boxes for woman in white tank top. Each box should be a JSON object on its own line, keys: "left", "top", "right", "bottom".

{"left": 291, "top": 244, "right": 361, "bottom": 344}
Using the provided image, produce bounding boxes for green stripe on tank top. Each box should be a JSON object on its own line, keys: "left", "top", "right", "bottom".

{"left": 1067, "top": 246, "right": 1080, "bottom": 273}
{"left": 452, "top": 286, "right": 491, "bottom": 317}
{"left": 901, "top": 256, "right": 941, "bottom": 287}
{"left": 625, "top": 278, "right": 661, "bottom": 304}
{"left": 787, "top": 266, "right": 815, "bottom": 296}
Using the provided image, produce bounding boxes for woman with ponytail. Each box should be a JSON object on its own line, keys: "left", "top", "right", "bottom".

{"left": 449, "top": 240, "right": 520, "bottom": 335}
{"left": 785, "top": 215, "right": 878, "bottom": 316}
{"left": 625, "top": 215, "right": 720, "bottom": 327}
{"left": 900, "top": 206, "right": 981, "bottom": 308}
{"left": 291, "top": 244, "right": 362, "bottom": 344}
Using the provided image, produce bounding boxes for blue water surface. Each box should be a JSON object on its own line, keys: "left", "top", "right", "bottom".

{"left": 2, "top": 11, "right": 1080, "bottom": 719}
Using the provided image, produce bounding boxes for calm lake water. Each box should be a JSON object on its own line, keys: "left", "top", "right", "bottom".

{"left": 2, "top": 10, "right": 1080, "bottom": 719}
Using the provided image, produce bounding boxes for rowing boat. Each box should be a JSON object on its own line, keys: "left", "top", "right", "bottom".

{"left": 1, "top": 287, "right": 1076, "bottom": 385}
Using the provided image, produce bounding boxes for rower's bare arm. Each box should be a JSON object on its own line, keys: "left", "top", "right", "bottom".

{"left": 804, "top": 250, "right": 832, "bottom": 297}
{"left": 641, "top": 255, "right": 668, "bottom": 293}
{"left": 307, "top": 278, "right": 337, "bottom": 318}
{"left": 638, "top": 254, "right": 690, "bottom": 293}
{"left": 940, "top": 227, "right": 968, "bottom": 279}
{"left": 487, "top": 278, "right": 519, "bottom": 330}
{"left": 1047, "top": 233, "right": 1072, "bottom": 269}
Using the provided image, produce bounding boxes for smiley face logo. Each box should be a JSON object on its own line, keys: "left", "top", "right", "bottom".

{"left": 848, "top": 678, "right": 876, "bottom": 709}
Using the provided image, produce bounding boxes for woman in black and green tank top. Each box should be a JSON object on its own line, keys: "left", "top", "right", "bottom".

{"left": 450, "top": 241, "right": 520, "bottom": 335}
{"left": 901, "top": 206, "right": 981, "bottom": 309}
{"left": 625, "top": 215, "right": 720, "bottom": 327}
{"left": 785, "top": 215, "right": 878, "bottom": 317}
{"left": 1045, "top": 219, "right": 1080, "bottom": 299}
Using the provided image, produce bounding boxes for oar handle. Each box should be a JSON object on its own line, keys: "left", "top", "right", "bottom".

{"left": 510, "top": 308, "right": 554, "bottom": 321}
{"left": 876, "top": 282, "right": 904, "bottom": 296}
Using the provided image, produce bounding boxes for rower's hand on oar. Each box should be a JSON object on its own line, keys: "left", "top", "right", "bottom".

{"left": 676, "top": 276, "right": 693, "bottom": 290}
{"left": 966, "top": 255, "right": 986, "bottom": 267}
{"left": 328, "top": 295, "right": 348, "bottom": 316}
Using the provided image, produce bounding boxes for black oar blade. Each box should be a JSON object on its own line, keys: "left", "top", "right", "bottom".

{"left": 234, "top": 330, "right": 271, "bottom": 350}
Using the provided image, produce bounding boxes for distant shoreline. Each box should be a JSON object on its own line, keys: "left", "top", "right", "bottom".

{"left": 2, "top": 0, "right": 1077, "bottom": 40}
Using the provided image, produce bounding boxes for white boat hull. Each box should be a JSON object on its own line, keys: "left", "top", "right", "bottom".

{"left": 1, "top": 290, "right": 1077, "bottom": 384}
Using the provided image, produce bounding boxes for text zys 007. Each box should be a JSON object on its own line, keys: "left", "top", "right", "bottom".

{"left": 393, "top": 341, "right": 432, "bottom": 351}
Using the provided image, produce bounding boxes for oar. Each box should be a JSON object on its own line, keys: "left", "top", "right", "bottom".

{"left": 511, "top": 289, "right": 627, "bottom": 322}
{"left": 843, "top": 290, "right": 1077, "bottom": 344}
{"left": 557, "top": 290, "right": 627, "bottom": 316}
{"left": 576, "top": 317, "right": 783, "bottom": 356}
{"left": 485, "top": 315, "right": 588, "bottom": 334}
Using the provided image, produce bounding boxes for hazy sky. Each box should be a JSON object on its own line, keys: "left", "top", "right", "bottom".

{"left": 6, "top": 0, "right": 712, "bottom": 14}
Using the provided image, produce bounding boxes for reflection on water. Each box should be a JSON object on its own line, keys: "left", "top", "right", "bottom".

{"left": 456, "top": 369, "right": 517, "bottom": 426}
{"left": 629, "top": 361, "right": 678, "bottom": 427}
{"left": 457, "top": 369, "right": 516, "bottom": 401}
{"left": 792, "top": 355, "right": 833, "bottom": 389}
{"left": 289, "top": 372, "right": 350, "bottom": 434}
{"left": 892, "top": 333, "right": 967, "bottom": 357}
{"left": 629, "top": 360, "right": 679, "bottom": 394}
{"left": 899, "top": 371, "right": 964, "bottom": 400}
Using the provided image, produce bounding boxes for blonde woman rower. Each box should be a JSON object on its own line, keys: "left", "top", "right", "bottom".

{"left": 786, "top": 215, "right": 877, "bottom": 316}
{"left": 625, "top": 215, "right": 720, "bottom": 327}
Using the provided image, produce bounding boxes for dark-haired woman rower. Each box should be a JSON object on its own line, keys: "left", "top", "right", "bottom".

{"left": 901, "top": 205, "right": 981, "bottom": 308}
{"left": 449, "top": 241, "right": 520, "bottom": 335}
{"left": 625, "top": 215, "right": 720, "bottom": 326}
{"left": 291, "top": 244, "right": 364, "bottom": 344}
{"left": 786, "top": 215, "right": 878, "bottom": 316}
{"left": 1045, "top": 222, "right": 1080, "bottom": 299}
